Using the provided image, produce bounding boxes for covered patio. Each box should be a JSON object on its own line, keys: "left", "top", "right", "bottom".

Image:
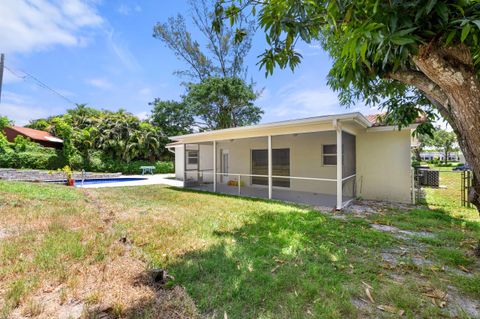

{"left": 169, "top": 113, "right": 373, "bottom": 209}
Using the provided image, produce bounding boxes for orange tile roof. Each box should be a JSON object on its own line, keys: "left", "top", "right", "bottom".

{"left": 8, "top": 126, "right": 63, "bottom": 143}
{"left": 365, "top": 113, "right": 426, "bottom": 127}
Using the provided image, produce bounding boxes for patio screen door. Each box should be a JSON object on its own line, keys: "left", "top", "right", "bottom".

{"left": 221, "top": 150, "right": 229, "bottom": 182}
{"left": 251, "top": 149, "right": 290, "bottom": 187}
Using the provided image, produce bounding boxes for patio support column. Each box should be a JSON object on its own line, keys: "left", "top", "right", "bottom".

{"left": 213, "top": 141, "right": 217, "bottom": 192}
{"left": 183, "top": 144, "right": 187, "bottom": 184}
{"left": 268, "top": 135, "right": 272, "bottom": 199}
{"left": 335, "top": 120, "right": 343, "bottom": 210}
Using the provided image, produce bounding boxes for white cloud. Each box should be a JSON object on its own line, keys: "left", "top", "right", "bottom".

{"left": 117, "top": 3, "right": 142, "bottom": 16}
{"left": 0, "top": 91, "right": 53, "bottom": 125}
{"left": 138, "top": 87, "right": 151, "bottom": 96}
{"left": 272, "top": 88, "right": 341, "bottom": 118}
{"left": 0, "top": 0, "right": 102, "bottom": 54}
{"left": 86, "top": 78, "right": 112, "bottom": 89}
{"left": 0, "top": 103, "right": 50, "bottom": 125}
{"left": 261, "top": 78, "right": 379, "bottom": 122}
{"left": 135, "top": 111, "right": 148, "bottom": 120}
{"left": 105, "top": 29, "right": 140, "bottom": 71}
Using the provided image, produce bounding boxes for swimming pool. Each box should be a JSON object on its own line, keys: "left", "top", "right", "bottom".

{"left": 48, "top": 177, "right": 148, "bottom": 186}
{"left": 77, "top": 177, "right": 148, "bottom": 185}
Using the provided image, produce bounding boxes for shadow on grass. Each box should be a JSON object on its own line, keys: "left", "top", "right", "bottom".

{"left": 109, "top": 204, "right": 396, "bottom": 318}
{"left": 166, "top": 185, "right": 324, "bottom": 211}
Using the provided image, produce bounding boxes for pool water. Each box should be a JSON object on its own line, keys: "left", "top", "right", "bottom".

{"left": 77, "top": 177, "right": 148, "bottom": 185}
{"left": 48, "top": 177, "right": 148, "bottom": 185}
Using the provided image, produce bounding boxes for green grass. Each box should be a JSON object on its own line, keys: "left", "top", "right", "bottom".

{"left": 0, "top": 180, "right": 479, "bottom": 318}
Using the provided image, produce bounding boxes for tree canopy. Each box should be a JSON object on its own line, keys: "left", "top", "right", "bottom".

{"left": 27, "top": 105, "right": 164, "bottom": 166}
{"left": 150, "top": 100, "right": 194, "bottom": 137}
{"left": 153, "top": 0, "right": 255, "bottom": 81}
{"left": 184, "top": 76, "right": 263, "bottom": 129}
{"left": 217, "top": 0, "right": 480, "bottom": 211}
{"left": 424, "top": 128, "right": 458, "bottom": 164}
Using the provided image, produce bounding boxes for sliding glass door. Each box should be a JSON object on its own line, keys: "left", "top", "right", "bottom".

{"left": 251, "top": 149, "right": 290, "bottom": 187}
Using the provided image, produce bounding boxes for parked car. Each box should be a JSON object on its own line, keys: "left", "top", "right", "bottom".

{"left": 453, "top": 164, "right": 471, "bottom": 171}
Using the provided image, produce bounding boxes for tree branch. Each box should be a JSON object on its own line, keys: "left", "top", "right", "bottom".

{"left": 386, "top": 69, "right": 449, "bottom": 106}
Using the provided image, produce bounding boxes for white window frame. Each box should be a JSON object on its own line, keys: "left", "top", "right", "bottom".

{"left": 187, "top": 150, "right": 199, "bottom": 165}
{"left": 322, "top": 144, "right": 337, "bottom": 166}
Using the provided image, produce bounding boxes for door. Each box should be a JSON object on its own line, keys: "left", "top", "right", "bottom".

{"left": 221, "top": 150, "right": 229, "bottom": 183}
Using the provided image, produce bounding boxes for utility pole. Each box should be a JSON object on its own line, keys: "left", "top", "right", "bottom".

{"left": 0, "top": 54, "right": 4, "bottom": 103}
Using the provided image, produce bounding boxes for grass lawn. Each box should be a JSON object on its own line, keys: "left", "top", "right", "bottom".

{"left": 0, "top": 179, "right": 479, "bottom": 318}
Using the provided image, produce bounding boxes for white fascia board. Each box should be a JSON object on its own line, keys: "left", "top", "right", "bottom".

{"left": 170, "top": 112, "right": 372, "bottom": 141}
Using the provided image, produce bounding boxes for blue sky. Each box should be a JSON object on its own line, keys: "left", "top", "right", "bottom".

{"left": 0, "top": 0, "right": 378, "bottom": 125}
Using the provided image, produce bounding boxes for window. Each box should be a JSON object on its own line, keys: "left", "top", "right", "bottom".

{"left": 187, "top": 150, "right": 198, "bottom": 165}
{"left": 251, "top": 149, "right": 290, "bottom": 187}
{"left": 323, "top": 144, "right": 337, "bottom": 165}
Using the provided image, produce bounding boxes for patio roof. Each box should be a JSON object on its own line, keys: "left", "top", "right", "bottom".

{"left": 168, "top": 112, "right": 372, "bottom": 145}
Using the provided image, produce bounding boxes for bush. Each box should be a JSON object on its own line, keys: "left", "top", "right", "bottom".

{"left": 155, "top": 161, "right": 174, "bottom": 173}
{"left": 84, "top": 154, "right": 174, "bottom": 175}
{"left": 411, "top": 160, "right": 421, "bottom": 167}
{"left": 0, "top": 133, "right": 174, "bottom": 174}
{"left": 0, "top": 150, "right": 64, "bottom": 170}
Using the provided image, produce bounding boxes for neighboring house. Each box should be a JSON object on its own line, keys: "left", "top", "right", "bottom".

{"left": 167, "top": 112, "right": 417, "bottom": 210}
{"left": 3, "top": 126, "right": 63, "bottom": 149}
{"left": 419, "top": 152, "right": 459, "bottom": 162}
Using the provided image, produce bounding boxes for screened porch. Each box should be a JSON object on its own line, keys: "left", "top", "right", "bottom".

{"left": 181, "top": 126, "right": 356, "bottom": 210}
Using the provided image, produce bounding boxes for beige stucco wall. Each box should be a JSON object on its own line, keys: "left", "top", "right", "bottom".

{"left": 356, "top": 129, "right": 412, "bottom": 203}
{"left": 174, "top": 126, "right": 412, "bottom": 204}
{"left": 215, "top": 131, "right": 340, "bottom": 194}
{"left": 174, "top": 145, "right": 184, "bottom": 180}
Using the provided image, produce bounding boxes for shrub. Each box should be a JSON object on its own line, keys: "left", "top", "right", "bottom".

{"left": 155, "top": 161, "right": 174, "bottom": 173}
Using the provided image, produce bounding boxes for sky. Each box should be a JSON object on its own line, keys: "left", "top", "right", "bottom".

{"left": 0, "top": 0, "right": 379, "bottom": 126}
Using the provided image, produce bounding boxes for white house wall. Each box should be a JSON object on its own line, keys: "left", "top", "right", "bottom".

{"left": 199, "top": 144, "right": 213, "bottom": 182}
{"left": 356, "top": 129, "right": 412, "bottom": 203}
{"left": 175, "top": 145, "right": 184, "bottom": 180}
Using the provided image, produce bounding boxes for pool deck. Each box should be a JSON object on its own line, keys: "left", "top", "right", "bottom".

{"left": 76, "top": 174, "right": 183, "bottom": 188}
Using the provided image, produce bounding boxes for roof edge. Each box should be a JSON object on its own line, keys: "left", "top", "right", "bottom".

{"left": 170, "top": 112, "right": 372, "bottom": 141}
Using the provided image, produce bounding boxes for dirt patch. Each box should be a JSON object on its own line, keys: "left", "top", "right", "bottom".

{"left": 370, "top": 223, "right": 435, "bottom": 240}
{"left": 344, "top": 200, "right": 418, "bottom": 216}
{"left": 446, "top": 285, "right": 480, "bottom": 318}
{"left": 0, "top": 227, "right": 7, "bottom": 240}
{"left": 7, "top": 189, "right": 200, "bottom": 319}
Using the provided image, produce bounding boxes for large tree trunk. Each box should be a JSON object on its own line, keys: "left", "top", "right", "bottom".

{"left": 390, "top": 43, "right": 480, "bottom": 213}
{"left": 413, "top": 44, "right": 480, "bottom": 257}
{"left": 412, "top": 45, "right": 480, "bottom": 211}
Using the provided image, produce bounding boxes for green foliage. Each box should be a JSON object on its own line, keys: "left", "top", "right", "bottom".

{"left": 424, "top": 128, "right": 458, "bottom": 164}
{"left": 184, "top": 76, "right": 263, "bottom": 129}
{"left": 87, "top": 155, "right": 174, "bottom": 175}
{"left": 152, "top": 1, "right": 263, "bottom": 132}
{"left": 153, "top": 0, "right": 255, "bottom": 81}
{"left": 22, "top": 105, "right": 168, "bottom": 172}
{"left": 150, "top": 100, "right": 194, "bottom": 137}
{"left": 0, "top": 132, "right": 11, "bottom": 152}
{"left": 217, "top": 0, "right": 480, "bottom": 134}
{"left": 93, "top": 110, "right": 163, "bottom": 163}
{"left": 0, "top": 115, "right": 12, "bottom": 131}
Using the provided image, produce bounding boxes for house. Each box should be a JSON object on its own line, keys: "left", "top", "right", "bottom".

{"left": 3, "top": 126, "right": 63, "bottom": 149}
{"left": 419, "top": 151, "right": 459, "bottom": 162}
{"left": 167, "top": 112, "right": 416, "bottom": 210}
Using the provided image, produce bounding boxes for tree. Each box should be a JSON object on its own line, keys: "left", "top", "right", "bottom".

{"left": 153, "top": 0, "right": 255, "bottom": 81}
{"left": 218, "top": 0, "right": 480, "bottom": 211}
{"left": 0, "top": 116, "right": 12, "bottom": 131}
{"left": 183, "top": 76, "right": 263, "bottom": 129}
{"left": 425, "top": 129, "right": 458, "bottom": 165}
{"left": 150, "top": 99, "right": 194, "bottom": 137}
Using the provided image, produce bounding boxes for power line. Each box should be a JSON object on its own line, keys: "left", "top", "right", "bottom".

{"left": 4, "top": 64, "right": 77, "bottom": 106}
